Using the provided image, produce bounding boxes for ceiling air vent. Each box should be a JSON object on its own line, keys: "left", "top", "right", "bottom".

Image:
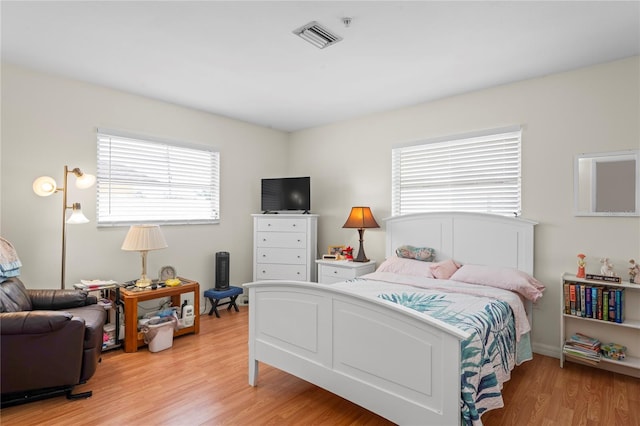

{"left": 293, "top": 21, "right": 342, "bottom": 49}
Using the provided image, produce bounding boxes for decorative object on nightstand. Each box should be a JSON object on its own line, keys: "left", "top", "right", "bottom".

{"left": 343, "top": 246, "right": 354, "bottom": 260}
{"left": 121, "top": 225, "right": 168, "bottom": 288}
{"left": 328, "top": 245, "right": 345, "bottom": 259}
{"left": 342, "top": 207, "right": 379, "bottom": 263}
{"left": 576, "top": 253, "right": 586, "bottom": 278}
{"left": 33, "top": 165, "right": 96, "bottom": 289}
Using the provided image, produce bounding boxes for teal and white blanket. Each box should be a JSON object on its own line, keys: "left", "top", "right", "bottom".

{"left": 332, "top": 272, "right": 533, "bottom": 426}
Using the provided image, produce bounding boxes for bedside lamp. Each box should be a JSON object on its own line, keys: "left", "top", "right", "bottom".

{"left": 121, "top": 225, "right": 168, "bottom": 287}
{"left": 342, "top": 207, "right": 380, "bottom": 263}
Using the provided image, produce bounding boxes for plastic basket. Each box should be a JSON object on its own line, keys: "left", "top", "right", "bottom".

{"left": 145, "top": 321, "right": 174, "bottom": 353}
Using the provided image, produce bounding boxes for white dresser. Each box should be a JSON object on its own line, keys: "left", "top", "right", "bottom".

{"left": 252, "top": 214, "right": 318, "bottom": 282}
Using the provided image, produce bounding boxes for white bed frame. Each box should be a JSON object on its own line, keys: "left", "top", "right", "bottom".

{"left": 244, "top": 212, "right": 537, "bottom": 425}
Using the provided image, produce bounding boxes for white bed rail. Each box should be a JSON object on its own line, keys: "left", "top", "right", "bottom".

{"left": 245, "top": 280, "right": 466, "bottom": 425}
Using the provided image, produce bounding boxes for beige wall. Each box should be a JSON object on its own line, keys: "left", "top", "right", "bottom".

{"left": 2, "top": 57, "right": 639, "bottom": 357}
{"left": 1, "top": 63, "right": 288, "bottom": 302}
{"left": 289, "top": 56, "right": 640, "bottom": 356}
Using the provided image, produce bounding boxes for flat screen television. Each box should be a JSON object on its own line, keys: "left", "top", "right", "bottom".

{"left": 261, "top": 177, "right": 310, "bottom": 213}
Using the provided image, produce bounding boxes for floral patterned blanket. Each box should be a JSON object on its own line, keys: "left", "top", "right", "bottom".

{"left": 332, "top": 274, "right": 533, "bottom": 426}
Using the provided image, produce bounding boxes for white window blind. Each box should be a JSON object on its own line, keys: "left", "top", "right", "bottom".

{"left": 96, "top": 129, "right": 220, "bottom": 226}
{"left": 392, "top": 128, "right": 522, "bottom": 217}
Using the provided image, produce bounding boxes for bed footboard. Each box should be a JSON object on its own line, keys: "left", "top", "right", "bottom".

{"left": 245, "top": 281, "right": 467, "bottom": 426}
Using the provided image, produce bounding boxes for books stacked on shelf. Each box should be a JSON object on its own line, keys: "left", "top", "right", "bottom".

{"left": 563, "top": 332, "right": 601, "bottom": 365}
{"left": 563, "top": 281, "right": 625, "bottom": 323}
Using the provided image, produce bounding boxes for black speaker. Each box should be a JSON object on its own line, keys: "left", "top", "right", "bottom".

{"left": 215, "top": 251, "right": 230, "bottom": 290}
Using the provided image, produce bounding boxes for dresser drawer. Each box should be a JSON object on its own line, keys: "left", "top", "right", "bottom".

{"left": 316, "top": 260, "right": 377, "bottom": 284}
{"left": 257, "top": 218, "right": 307, "bottom": 233}
{"left": 256, "top": 264, "right": 307, "bottom": 280}
{"left": 256, "top": 248, "right": 306, "bottom": 264}
{"left": 256, "top": 232, "right": 306, "bottom": 248}
{"left": 320, "top": 264, "right": 358, "bottom": 281}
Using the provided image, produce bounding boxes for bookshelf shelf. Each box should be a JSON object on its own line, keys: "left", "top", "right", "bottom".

{"left": 560, "top": 273, "right": 640, "bottom": 378}
{"left": 601, "top": 354, "right": 640, "bottom": 370}
{"left": 562, "top": 314, "right": 640, "bottom": 330}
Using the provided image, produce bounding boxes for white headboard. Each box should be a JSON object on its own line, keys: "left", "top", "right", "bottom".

{"left": 384, "top": 212, "right": 537, "bottom": 275}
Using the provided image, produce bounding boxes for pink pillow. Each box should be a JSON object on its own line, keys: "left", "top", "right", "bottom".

{"left": 376, "top": 256, "right": 435, "bottom": 278}
{"left": 450, "top": 264, "right": 545, "bottom": 302}
{"left": 429, "top": 259, "right": 460, "bottom": 280}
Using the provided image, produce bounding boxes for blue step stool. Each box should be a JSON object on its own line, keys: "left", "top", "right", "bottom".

{"left": 203, "top": 286, "right": 243, "bottom": 318}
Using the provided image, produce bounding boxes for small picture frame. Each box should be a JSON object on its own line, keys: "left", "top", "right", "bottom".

{"left": 328, "top": 245, "right": 345, "bottom": 256}
{"left": 159, "top": 265, "right": 177, "bottom": 281}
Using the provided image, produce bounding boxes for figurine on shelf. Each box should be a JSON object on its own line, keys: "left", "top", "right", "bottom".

{"left": 629, "top": 259, "right": 640, "bottom": 283}
{"left": 576, "top": 253, "right": 586, "bottom": 278}
{"left": 600, "top": 257, "right": 616, "bottom": 276}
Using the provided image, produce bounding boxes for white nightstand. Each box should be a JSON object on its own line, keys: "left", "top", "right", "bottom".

{"left": 315, "top": 259, "right": 376, "bottom": 284}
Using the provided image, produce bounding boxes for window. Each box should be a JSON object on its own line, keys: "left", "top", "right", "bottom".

{"left": 392, "top": 127, "right": 521, "bottom": 217}
{"left": 96, "top": 129, "right": 220, "bottom": 226}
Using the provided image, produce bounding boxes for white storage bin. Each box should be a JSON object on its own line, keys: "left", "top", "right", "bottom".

{"left": 145, "top": 321, "right": 174, "bottom": 353}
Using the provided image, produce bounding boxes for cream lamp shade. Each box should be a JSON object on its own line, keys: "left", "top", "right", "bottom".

{"left": 121, "top": 225, "right": 168, "bottom": 287}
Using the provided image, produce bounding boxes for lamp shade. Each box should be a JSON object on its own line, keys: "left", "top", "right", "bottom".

{"left": 342, "top": 207, "right": 380, "bottom": 229}
{"left": 33, "top": 176, "right": 58, "bottom": 196}
{"left": 66, "top": 203, "right": 90, "bottom": 224}
{"left": 74, "top": 172, "right": 96, "bottom": 189}
{"left": 121, "top": 225, "right": 168, "bottom": 252}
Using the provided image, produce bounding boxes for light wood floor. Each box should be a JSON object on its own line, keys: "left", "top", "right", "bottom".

{"left": 2, "top": 307, "right": 639, "bottom": 425}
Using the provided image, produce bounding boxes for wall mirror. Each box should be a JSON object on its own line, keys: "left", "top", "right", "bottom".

{"left": 574, "top": 150, "right": 639, "bottom": 216}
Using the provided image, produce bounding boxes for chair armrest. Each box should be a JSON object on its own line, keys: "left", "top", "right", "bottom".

{"left": 27, "top": 289, "right": 96, "bottom": 310}
{"left": 0, "top": 311, "right": 76, "bottom": 335}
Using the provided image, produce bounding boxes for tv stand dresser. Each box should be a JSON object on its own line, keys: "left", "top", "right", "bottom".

{"left": 252, "top": 214, "right": 318, "bottom": 282}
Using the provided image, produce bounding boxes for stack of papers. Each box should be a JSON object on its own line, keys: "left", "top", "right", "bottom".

{"left": 77, "top": 279, "right": 118, "bottom": 289}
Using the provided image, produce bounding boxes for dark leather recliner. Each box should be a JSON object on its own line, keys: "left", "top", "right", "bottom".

{"left": 0, "top": 277, "right": 106, "bottom": 406}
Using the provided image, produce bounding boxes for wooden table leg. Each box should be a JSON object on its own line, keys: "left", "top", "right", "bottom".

{"left": 123, "top": 295, "right": 138, "bottom": 353}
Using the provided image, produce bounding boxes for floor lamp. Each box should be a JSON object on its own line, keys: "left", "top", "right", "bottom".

{"left": 33, "top": 166, "right": 96, "bottom": 289}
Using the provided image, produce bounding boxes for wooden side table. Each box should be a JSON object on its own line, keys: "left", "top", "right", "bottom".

{"left": 118, "top": 277, "right": 200, "bottom": 353}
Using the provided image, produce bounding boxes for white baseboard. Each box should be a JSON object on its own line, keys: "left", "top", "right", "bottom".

{"left": 533, "top": 342, "right": 560, "bottom": 359}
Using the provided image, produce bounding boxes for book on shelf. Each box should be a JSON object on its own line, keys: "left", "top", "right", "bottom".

{"left": 562, "top": 281, "right": 624, "bottom": 324}
{"left": 563, "top": 352, "right": 600, "bottom": 366}
{"left": 563, "top": 332, "right": 601, "bottom": 364}
{"left": 569, "top": 332, "right": 601, "bottom": 349}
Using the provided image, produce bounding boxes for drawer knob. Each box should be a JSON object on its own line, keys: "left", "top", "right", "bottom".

{"left": 292, "top": 224, "right": 296, "bottom": 227}
{"left": 262, "top": 238, "right": 267, "bottom": 242}
{"left": 262, "top": 254, "right": 266, "bottom": 258}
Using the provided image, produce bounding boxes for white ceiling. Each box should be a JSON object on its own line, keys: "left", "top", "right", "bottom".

{"left": 2, "top": 1, "right": 639, "bottom": 132}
